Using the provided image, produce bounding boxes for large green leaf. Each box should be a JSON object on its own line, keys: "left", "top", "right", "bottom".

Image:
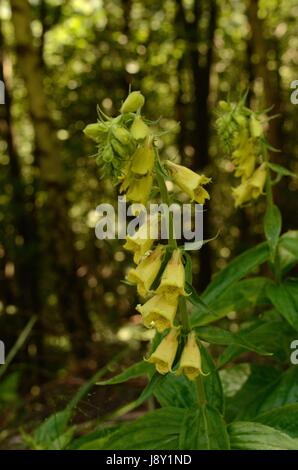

{"left": 255, "top": 404, "right": 298, "bottom": 438}
{"left": 224, "top": 364, "right": 282, "bottom": 422}
{"left": 278, "top": 231, "right": 298, "bottom": 274}
{"left": 97, "top": 361, "right": 153, "bottom": 385}
{"left": 228, "top": 422, "right": 298, "bottom": 450}
{"left": 153, "top": 374, "right": 197, "bottom": 409}
{"left": 179, "top": 405, "right": 230, "bottom": 450}
{"left": 200, "top": 345, "right": 224, "bottom": 414}
{"left": 218, "top": 314, "right": 295, "bottom": 367}
{"left": 200, "top": 242, "right": 269, "bottom": 305}
{"left": 266, "top": 280, "right": 298, "bottom": 331}
{"left": 191, "top": 277, "right": 269, "bottom": 326}
{"left": 195, "top": 325, "right": 271, "bottom": 356}
{"left": 101, "top": 407, "right": 185, "bottom": 450}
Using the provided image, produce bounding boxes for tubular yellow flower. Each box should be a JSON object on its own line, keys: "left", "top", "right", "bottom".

{"left": 231, "top": 139, "right": 256, "bottom": 180}
{"left": 130, "top": 116, "right": 150, "bottom": 141}
{"left": 136, "top": 294, "right": 178, "bottom": 332}
{"left": 126, "top": 174, "right": 153, "bottom": 205}
{"left": 156, "top": 249, "right": 186, "bottom": 299}
{"left": 131, "top": 138, "right": 155, "bottom": 175}
{"left": 165, "top": 160, "right": 211, "bottom": 204}
{"left": 249, "top": 162, "right": 267, "bottom": 198}
{"left": 147, "top": 328, "right": 179, "bottom": 375}
{"left": 232, "top": 163, "right": 267, "bottom": 207}
{"left": 232, "top": 181, "right": 252, "bottom": 207}
{"left": 126, "top": 245, "right": 164, "bottom": 296}
{"left": 177, "top": 331, "right": 206, "bottom": 380}
{"left": 123, "top": 216, "right": 159, "bottom": 264}
{"left": 120, "top": 91, "right": 145, "bottom": 114}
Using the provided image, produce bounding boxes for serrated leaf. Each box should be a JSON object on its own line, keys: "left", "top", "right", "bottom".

{"left": 179, "top": 405, "right": 230, "bottom": 450}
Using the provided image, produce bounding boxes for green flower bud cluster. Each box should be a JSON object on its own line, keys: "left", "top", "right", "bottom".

{"left": 84, "top": 91, "right": 151, "bottom": 181}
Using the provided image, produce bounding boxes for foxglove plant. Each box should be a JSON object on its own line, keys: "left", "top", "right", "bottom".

{"left": 82, "top": 91, "right": 298, "bottom": 451}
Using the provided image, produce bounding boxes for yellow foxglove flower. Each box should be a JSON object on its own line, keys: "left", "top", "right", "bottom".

{"left": 126, "top": 174, "right": 153, "bottom": 205}
{"left": 130, "top": 116, "right": 150, "bottom": 141}
{"left": 232, "top": 181, "right": 253, "bottom": 207}
{"left": 249, "top": 162, "right": 267, "bottom": 198}
{"left": 147, "top": 328, "right": 179, "bottom": 375}
{"left": 177, "top": 331, "right": 206, "bottom": 380}
{"left": 136, "top": 294, "right": 178, "bottom": 332}
{"left": 120, "top": 91, "right": 145, "bottom": 114}
{"left": 131, "top": 138, "right": 155, "bottom": 175}
{"left": 234, "top": 154, "right": 256, "bottom": 180}
{"left": 165, "top": 160, "right": 211, "bottom": 204}
{"left": 156, "top": 249, "right": 186, "bottom": 299}
{"left": 124, "top": 217, "right": 158, "bottom": 264}
{"left": 126, "top": 245, "right": 164, "bottom": 296}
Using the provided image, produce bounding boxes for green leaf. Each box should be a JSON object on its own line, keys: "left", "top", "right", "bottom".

{"left": 255, "top": 367, "right": 298, "bottom": 415}
{"left": 195, "top": 325, "right": 271, "bottom": 356}
{"left": 97, "top": 361, "right": 154, "bottom": 385}
{"left": 255, "top": 404, "right": 298, "bottom": 438}
{"left": 69, "top": 426, "right": 120, "bottom": 450}
{"left": 278, "top": 231, "right": 298, "bottom": 274}
{"left": 179, "top": 405, "right": 230, "bottom": 450}
{"left": 201, "top": 242, "right": 269, "bottom": 305}
{"left": 33, "top": 410, "right": 72, "bottom": 448}
{"left": 266, "top": 281, "right": 298, "bottom": 331}
{"left": 228, "top": 422, "right": 298, "bottom": 450}
{"left": 224, "top": 364, "right": 282, "bottom": 422}
{"left": 200, "top": 345, "right": 225, "bottom": 414}
{"left": 268, "top": 162, "right": 296, "bottom": 178}
{"left": 191, "top": 277, "right": 269, "bottom": 327}
{"left": 153, "top": 374, "right": 197, "bottom": 409}
{"left": 101, "top": 407, "right": 185, "bottom": 450}
{"left": 264, "top": 203, "right": 282, "bottom": 256}
{"left": 218, "top": 315, "right": 295, "bottom": 367}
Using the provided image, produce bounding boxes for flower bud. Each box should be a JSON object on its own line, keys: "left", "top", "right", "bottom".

{"left": 112, "top": 126, "right": 132, "bottom": 146}
{"left": 250, "top": 115, "right": 263, "bottom": 138}
{"left": 165, "top": 160, "right": 211, "bottom": 204}
{"left": 250, "top": 162, "right": 267, "bottom": 197}
{"left": 120, "top": 91, "right": 145, "bottom": 114}
{"left": 177, "top": 332, "right": 206, "bottom": 380}
{"left": 130, "top": 116, "right": 150, "bottom": 140}
{"left": 147, "top": 328, "right": 179, "bottom": 375}
{"left": 83, "top": 122, "right": 108, "bottom": 141}
{"left": 126, "top": 245, "right": 164, "bottom": 296}
{"left": 156, "top": 249, "right": 186, "bottom": 299}
{"left": 136, "top": 294, "right": 178, "bottom": 332}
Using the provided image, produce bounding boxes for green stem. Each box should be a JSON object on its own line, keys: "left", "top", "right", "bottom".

{"left": 179, "top": 296, "right": 190, "bottom": 332}
{"left": 196, "top": 374, "right": 207, "bottom": 406}
{"left": 155, "top": 152, "right": 177, "bottom": 249}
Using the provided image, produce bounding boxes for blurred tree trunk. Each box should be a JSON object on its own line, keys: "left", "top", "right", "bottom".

{"left": 0, "top": 17, "right": 40, "bottom": 317}
{"left": 176, "top": 0, "right": 217, "bottom": 290}
{"left": 246, "top": 0, "right": 284, "bottom": 152}
{"left": 10, "top": 0, "right": 91, "bottom": 355}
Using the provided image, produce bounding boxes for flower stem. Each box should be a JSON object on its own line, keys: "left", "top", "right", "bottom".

{"left": 179, "top": 296, "right": 190, "bottom": 332}
{"left": 196, "top": 374, "right": 207, "bottom": 406}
